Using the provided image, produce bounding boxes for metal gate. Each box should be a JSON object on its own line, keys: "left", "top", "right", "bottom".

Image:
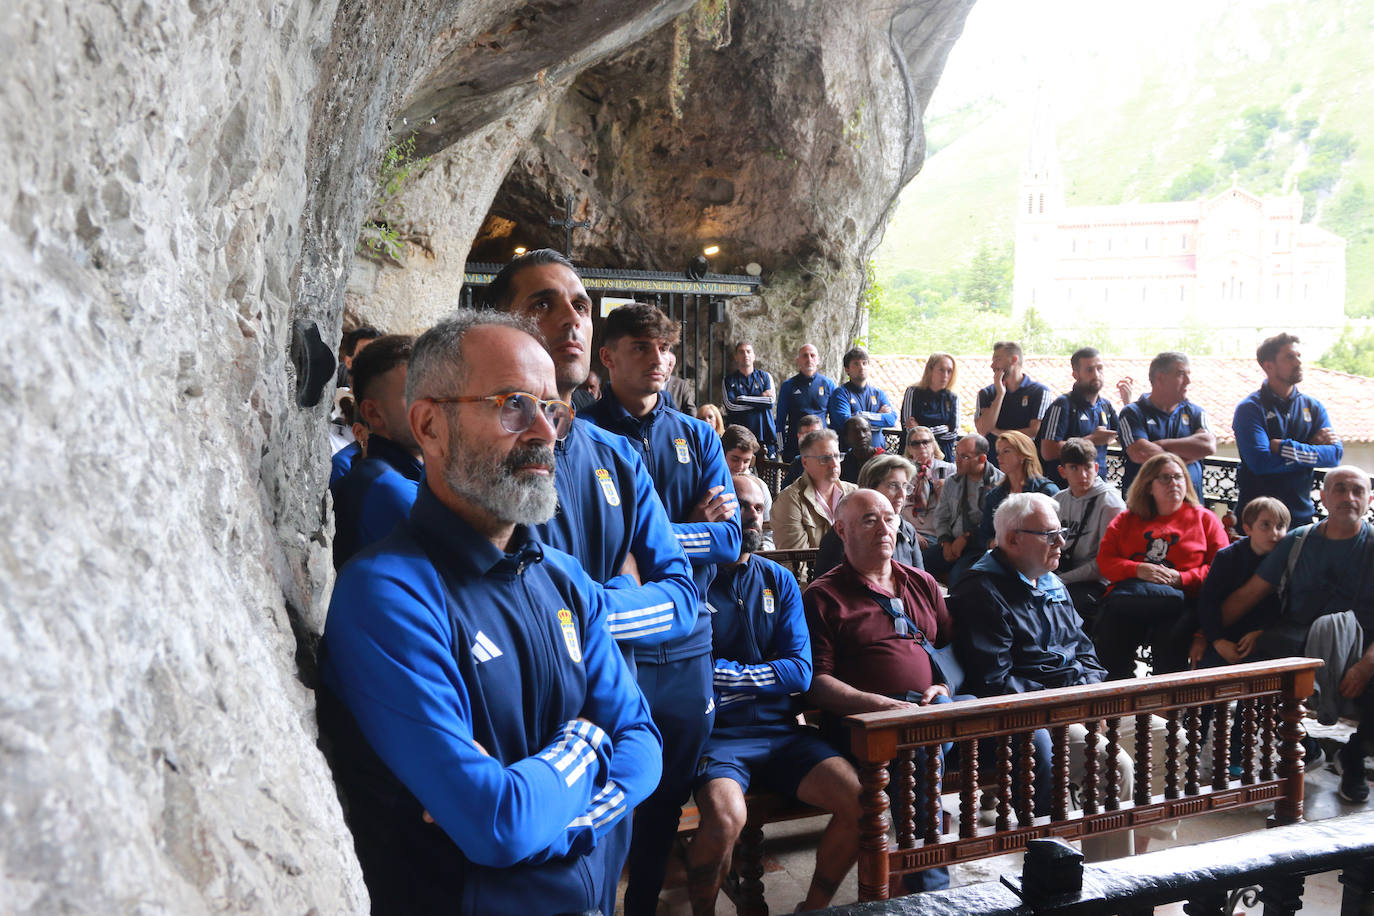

{"left": 459, "top": 262, "right": 762, "bottom": 409}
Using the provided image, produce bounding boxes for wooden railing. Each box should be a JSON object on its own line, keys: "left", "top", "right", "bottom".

{"left": 844, "top": 658, "right": 1322, "bottom": 903}
{"left": 755, "top": 547, "right": 820, "bottom": 587}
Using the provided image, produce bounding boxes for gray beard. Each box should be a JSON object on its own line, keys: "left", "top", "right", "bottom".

{"left": 741, "top": 528, "right": 765, "bottom": 554}
{"left": 443, "top": 433, "right": 559, "bottom": 526}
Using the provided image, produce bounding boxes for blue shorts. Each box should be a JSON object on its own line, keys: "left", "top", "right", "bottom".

{"left": 693, "top": 723, "right": 840, "bottom": 800}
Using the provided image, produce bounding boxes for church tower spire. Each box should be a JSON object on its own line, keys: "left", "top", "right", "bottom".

{"left": 1012, "top": 84, "right": 1064, "bottom": 318}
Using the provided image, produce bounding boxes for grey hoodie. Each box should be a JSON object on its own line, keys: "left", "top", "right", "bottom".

{"left": 1052, "top": 478, "right": 1126, "bottom": 585}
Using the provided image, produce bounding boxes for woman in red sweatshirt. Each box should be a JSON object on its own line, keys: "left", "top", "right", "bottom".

{"left": 1094, "top": 452, "right": 1228, "bottom": 679}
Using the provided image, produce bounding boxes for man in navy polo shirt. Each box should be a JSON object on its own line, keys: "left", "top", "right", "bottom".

{"left": 776, "top": 343, "right": 837, "bottom": 461}
{"left": 974, "top": 340, "right": 1051, "bottom": 469}
{"left": 827, "top": 346, "right": 897, "bottom": 450}
{"left": 722, "top": 341, "right": 778, "bottom": 458}
{"left": 1118, "top": 351, "right": 1216, "bottom": 496}
{"left": 485, "top": 249, "right": 699, "bottom": 657}
{"left": 1234, "top": 332, "right": 1344, "bottom": 526}
{"left": 319, "top": 311, "right": 661, "bottom": 916}
{"left": 332, "top": 334, "right": 422, "bottom": 569}
{"left": 1040, "top": 346, "right": 1120, "bottom": 487}
{"left": 581, "top": 303, "right": 742, "bottom": 916}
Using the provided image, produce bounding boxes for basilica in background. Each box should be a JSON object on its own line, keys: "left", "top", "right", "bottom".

{"left": 1012, "top": 97, "right": 1347, "bottom": 355}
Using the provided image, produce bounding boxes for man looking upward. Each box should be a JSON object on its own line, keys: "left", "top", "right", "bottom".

{"left": 776, "top": 343, "right": 837, "bottom": 461}
{"left": 485, "top": 249, "right": 698, "bottom": 655}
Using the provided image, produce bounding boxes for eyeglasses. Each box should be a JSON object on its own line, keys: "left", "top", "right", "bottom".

{"left": 909, "top": 439, "right": 935, "bottom": 446}
{"left": 1017, "top": 528, "right": 1069, "bottom": 545}
{"left": 803, "top": 453, "right": 841, "bottom": 465}
{"left": 879, "top": 480, "right": 916, "bottom": 494}
{"left": 1154, "top": 473, "right": 1188, "bottom": 484}
{"left": 427, "top": 391, "right": 574, "bottom": 440}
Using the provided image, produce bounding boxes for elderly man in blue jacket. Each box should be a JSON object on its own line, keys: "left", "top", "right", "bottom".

{"left": 319, "top": 310, "right": 661, "bottom": 916}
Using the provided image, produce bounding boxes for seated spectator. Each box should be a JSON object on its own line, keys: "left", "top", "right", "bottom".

{"left": 331, "top": 334, "right": 422, "bottom": 569}
{"left": 571, "top": 367, "right": 601, "bottom": 413}
{"left": 975, "top": 430, "right": 1060, "bottom": 549}
{"left": 1198, "top": 497, "right": 1289, "bottom": 668}
{"left": 722, "top": 424, "right": 773, "bottom": 545}
{"left": 816, "top": 454, "right": 924, "bottom": 577}
{"left": 839, "top": 415, "right": 881, "bottom": 484}
{"left": 1196, "top": 496, "right": 1293, "bottom": 776}
{"left": 1094, "top": 453, "right": 1228, "bottom": 680}
{"left": 687, "top": 475, "right": 860, "bottom": 914}
{"left": 803, "top": 489, "right": 955, "bottom": 891}
{"left": 900, "top": 426, "right": 956, "bottom": 549}
{"left": 697, "top": 403, "right": 725, "bottom": 436}
{"left": 1222, "top": 466, "right": 1374, "bottom": 802}
{"left": 900, "top": 352, "right": 959, "bottom": 461}
{"left": 781, "top": 414, "right": 825, "bottom": 490}
{"left": 927, "top": 434, "right": 1004, "bottom": 585}
{"left": 1052, "top": 437, "right": 1127, "bottom": 628}
{"left": 772, "top": 430, "right": 857, "bottom": 550}
{"left": 951, "top": 492, "right": 1135, "bottom": 859}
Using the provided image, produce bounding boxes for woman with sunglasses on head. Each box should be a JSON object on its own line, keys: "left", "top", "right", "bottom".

{"left": 1093, "top": 452, "right": 1228, "bottom": 680}
{"left": 974, "top": 430, "right": 1059, "bottom": 551}
{"left": 901, "top": 353, "right": 960, "bottom": 462}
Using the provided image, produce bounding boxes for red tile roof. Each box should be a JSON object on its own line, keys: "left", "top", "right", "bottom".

{"left": 868, "top": 355, "right": 1374, "bottom": 444}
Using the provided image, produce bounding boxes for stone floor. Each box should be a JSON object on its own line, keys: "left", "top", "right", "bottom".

{"left": 622, "top": 717, "right": 1370, "bottom": 915}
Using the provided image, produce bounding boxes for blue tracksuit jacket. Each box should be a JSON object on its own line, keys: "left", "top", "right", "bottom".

{"left": 321, "top": 485, "right": 662, "bottom": 915}
{"left": 723, "top": 368, "right": 778, "bottom": 454}
{"left": 827, "top": 381, "right": 897, "bottom": 448}
{"left": 1041, "top": 390, "right": 1119, "bottom": 485}
{"left": 1233, "top": 385, "right": 1343, "bottom": 525}
{"left": 776, "top": 372, "right": 838, "bottom": 459}
{"left": 580, "top": 393, "right": 743, "bottom": 663}
{"left": 705, "top": 555, "right": 811, "bottom": 730}
{"left": 331, "top": 435, "right": 422, "bottom": 569}
{"left": 532, "top": 417, "right": 698, "bottom": 650}
{"left": 1117, "top": 394, "right": 1211, "bottom": 496}
{"left": 901, "top": 386, "right": 960, "bottom": 461}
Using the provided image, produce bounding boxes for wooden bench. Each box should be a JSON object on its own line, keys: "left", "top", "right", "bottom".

{"left": 677, "top": 658, "right": 1321, "bottom": 915}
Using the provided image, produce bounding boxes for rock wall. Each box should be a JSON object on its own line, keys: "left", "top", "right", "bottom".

{"left": 0, "top": 0, "right": 695, "bottom": 911}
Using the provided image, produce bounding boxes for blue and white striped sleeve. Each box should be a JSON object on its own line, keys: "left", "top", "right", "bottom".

{"left": 710, "top": 569, "right": 810, "bottom": 696}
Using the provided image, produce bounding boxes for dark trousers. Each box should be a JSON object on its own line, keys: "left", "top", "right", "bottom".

{"left": 1066, "top": 580, "right": 1107, "bottom": 634}
{"left": 623, "top": 652, "right": 715, "bottom": 916}
{"left": 1093, "top": 579, "right": 1197, "bottom": 680}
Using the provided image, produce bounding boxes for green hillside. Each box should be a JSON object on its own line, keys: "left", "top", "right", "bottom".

{"left": 871, "top": 0, "right": 1374, "bottom": 354}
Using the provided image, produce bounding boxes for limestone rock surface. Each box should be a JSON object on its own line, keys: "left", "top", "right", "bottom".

{"left": 0, "top": 0, "right": 703, "bottom": 911}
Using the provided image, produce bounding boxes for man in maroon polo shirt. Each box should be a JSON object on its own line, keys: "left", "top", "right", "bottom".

{"left": 802, "top": 488, "right": 955, "bottom": 892}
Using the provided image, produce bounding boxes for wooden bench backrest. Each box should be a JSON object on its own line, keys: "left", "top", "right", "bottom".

{"left": 842, "top": 657, "right": 1322, "bottom": 902}
{"left": 755, "top": 547, "right": 819, "bottom": 587}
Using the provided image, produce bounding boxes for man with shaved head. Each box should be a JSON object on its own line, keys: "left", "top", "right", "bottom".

{"left": 1223, "top": 465, "right": 1374, "bottom": 803}
{"left": 803, "top": 488, "right": 955, "bottom": 891}
{"left": 776, "top": 343, "right": 838, "bottom": 461}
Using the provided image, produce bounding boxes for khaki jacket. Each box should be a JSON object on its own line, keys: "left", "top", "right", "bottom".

{"left": 771, "top": 476, "right": 858, "bottom": 550}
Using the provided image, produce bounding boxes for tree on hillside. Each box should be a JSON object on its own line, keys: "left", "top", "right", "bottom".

{"left": 962, "top": 242, "right": 1012, "bottom": 313}
{"left": 1319, "top": 325, "right": 1374, "bottom": 378}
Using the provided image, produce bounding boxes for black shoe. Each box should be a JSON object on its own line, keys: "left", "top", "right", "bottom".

{"left": 1337, "top": 741, "right": 1370, "bottom": 804}
{"left": 1301, "top": 736, "right": 1325, "bottom": 771}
